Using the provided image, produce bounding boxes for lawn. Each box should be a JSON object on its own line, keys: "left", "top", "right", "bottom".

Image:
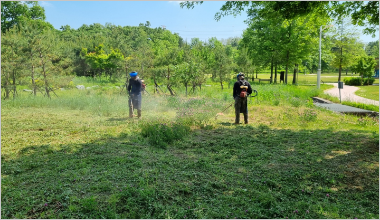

{"left": 355, "top": 85, "right": 380, "bottom": 101}
{"left": 247, "top": 72, "right": 379, "bottom": 85}
{"left": 1, "top": 82, "right": 379, "bottom": 219}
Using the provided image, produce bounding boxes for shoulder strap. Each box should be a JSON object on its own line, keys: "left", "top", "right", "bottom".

{"left": 239, "top": 80, "right": 247, "bottom": 86}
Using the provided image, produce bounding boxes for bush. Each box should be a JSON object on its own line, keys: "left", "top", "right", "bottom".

{"left": 363, "top": 77, "right": 375, "bottom": 85}
{"left": 343, "top": 77, "right": 362, "bottom": 86}
{"left": 140, "top": 121, "right": 190, "bottom": 148}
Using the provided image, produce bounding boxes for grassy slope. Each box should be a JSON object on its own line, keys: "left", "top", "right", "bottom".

{"left": 1, "top": 83, "right": 379, "bottom": 219}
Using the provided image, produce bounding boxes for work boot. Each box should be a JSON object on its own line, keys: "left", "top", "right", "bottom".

{"left": 244, "top": 113, "right": 248, "bottom": 124}
{"left": 137, "top": 110, "right": 142, "bottom": 119}
{"left": 235, "top": 113, "right": 240, "bottom": 124}
{"left": 129, "top": 109, "right": 134, "bottom": 118}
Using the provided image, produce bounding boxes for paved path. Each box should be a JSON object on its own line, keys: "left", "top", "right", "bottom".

{"left": 324, "top": 83, "right": 379, "bottom": 106}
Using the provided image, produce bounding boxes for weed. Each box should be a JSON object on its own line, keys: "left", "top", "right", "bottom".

{"left": 300, "top": 109, "right": 318, "bottom": 122}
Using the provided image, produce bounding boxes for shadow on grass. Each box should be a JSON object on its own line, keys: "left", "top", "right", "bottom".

{"left": 1, "top": 125, "right": 379, "bottom": 219}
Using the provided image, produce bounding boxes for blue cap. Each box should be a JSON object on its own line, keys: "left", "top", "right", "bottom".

{"left": 129, "top": 72, "right": 138, "bottom": 77}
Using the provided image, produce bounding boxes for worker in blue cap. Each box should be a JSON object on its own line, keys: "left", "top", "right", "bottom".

{"left": 127, "top": 71, "right": 143, "bottom": 118}
{"left": 233, "top": 72, "right": 253, "bottom": 124}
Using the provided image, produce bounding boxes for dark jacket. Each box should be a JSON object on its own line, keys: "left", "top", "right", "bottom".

{"left": 233, "top": 80, "right": 253, "bottom": 98}
{"left": 127, "top": 78, "right": 142, "bottom": 95}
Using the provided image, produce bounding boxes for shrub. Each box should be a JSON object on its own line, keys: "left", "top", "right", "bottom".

{"left": 140, "top": 121, "right": 190, "bottom": 149}
{"left": 342, "top": 77, "right": 374, "bottom": 86}
{"left": 343, "top": 77, "right": 362, "bottom": 86}
{"left": 363, "top": 77, "right": 375, "bottom": 85}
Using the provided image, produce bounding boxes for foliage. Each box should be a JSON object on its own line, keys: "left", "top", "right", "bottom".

{"left": 181, "top": 1, "right": 379, "bottom": 36}
{"left": 1, "top": 1, "right": 47, "bottom": 33}
{"left": 351, "top": 55, "right": 378, "bottom": 85}
{"left": 81, "top": 44, "right": 125, "bottom": 79}
{"left": 343, "top": 77, "right": 362, "bottom": 86}
{"left": 363, "top": 78, "right": 376, "bottom": 85}
{"left": 365, "top": 40, "right": 379, "bottom": 57}
{"left": 140, "top": 120, "right": 190, "bottom": 149}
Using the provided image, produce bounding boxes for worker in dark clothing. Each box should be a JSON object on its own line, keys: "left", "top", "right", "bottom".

{"left": 233, "top": 73, "right": 253, "bottom": 124}
{"left": 127, "top": 71, "right": 142, "bottom": 118}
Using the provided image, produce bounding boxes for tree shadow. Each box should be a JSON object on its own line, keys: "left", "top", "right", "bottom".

{"left": 1, "top": 125, "right": 378, "bottom": 219}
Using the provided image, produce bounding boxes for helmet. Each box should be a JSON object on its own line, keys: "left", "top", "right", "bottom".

{"left": 129, "top": 71, "right": 138, "bottom": 77}
{"left": 237, "top": 72, "right": 244, "bottom": 80}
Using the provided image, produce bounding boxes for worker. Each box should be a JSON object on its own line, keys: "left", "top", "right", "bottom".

{"left": 233, "top": 73, "right": 253, "bottom": 124}
{"left": 127, "top": 71, "right": 142, "bottom": 118}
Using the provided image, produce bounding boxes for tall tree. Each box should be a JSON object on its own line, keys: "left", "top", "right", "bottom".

{"left": 1, "top": 1, "right": 46, "bottom": 33}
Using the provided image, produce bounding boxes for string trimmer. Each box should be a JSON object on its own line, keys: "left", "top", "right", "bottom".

{"left": 215, "top": 90, "right": 258, "bottom": 119}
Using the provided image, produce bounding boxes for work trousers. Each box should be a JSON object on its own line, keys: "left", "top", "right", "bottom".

{"left": 129, "top": 94, "right": 142, "bottom": 118}
{"left": 234, "top": 96, "right": 248, "bottom": 124}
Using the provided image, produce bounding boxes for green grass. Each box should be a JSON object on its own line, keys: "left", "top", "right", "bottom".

{"left": 246, "top": 73, "right": 378, "bottom": 85}
{"left": 2, "top": 80, "right": 379, "bottom": 219}
{"left": 355, "top": 85, "right": 379, "bottom": 101}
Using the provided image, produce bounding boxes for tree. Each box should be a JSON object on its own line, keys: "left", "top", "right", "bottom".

{"left": 180, "top": 1, "right": 379, "bottom": 36}
{"left": 82, "top": 44, "right": 125, "bottom": 79}
{"left": 1, "top": 26, "right": 25, "bottom": 99}
{"left": 365, "top": 41, "right": 379, "bottom": 57}
{"left": 1, "top": 1, "right": 46, "bottom": 33}
{"left": 351, "top": 55, "right": 377, "bottom": 85}
{"left": 330, "top": 18, "right": 366, "bottom": 81}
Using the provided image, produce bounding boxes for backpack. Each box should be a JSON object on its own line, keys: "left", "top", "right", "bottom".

{"left": 239, "top": 80, "right": 248, "bottom": 98}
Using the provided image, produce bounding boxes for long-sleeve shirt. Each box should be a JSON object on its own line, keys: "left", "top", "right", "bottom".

{"left": 127, "top": 78, "right": 142, "bottom": 95}
{"left": 233, "top": 80, "right": 253, "bottom": 98}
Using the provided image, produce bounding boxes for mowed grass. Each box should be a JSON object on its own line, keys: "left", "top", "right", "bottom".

{"left": 355, "top": 85, "right": 379, "bottom": 101}
{"left": 1, "top": 82, "right": 379, "bottom": 219}
{"left": 250, "top": 73, "right": 379, "bottom": 85}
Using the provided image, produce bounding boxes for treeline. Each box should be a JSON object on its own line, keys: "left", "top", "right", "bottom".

{"left": 1, "top": 1, "right": 379, "bottom": 99}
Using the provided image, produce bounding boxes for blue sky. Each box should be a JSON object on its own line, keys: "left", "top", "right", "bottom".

{"left": 40, "top": 1, "right": 378, "bottom": 43}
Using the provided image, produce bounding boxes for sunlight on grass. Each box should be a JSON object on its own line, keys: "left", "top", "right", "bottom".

{"left": 1, "top": 83, "right": 378, "bottom": 219}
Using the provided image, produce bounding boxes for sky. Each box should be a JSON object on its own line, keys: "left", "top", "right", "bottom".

{"left": 40, "top": 1, "right": 378, "bottom": 44}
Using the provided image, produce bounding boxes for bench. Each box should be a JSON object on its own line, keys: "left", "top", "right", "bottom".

{"left": 259, "top": 79, "right": 271, "bottom": 83}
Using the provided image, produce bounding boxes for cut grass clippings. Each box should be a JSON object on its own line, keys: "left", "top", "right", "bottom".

{"left": 1, "top": 82, "right": 379, "bottom": 219}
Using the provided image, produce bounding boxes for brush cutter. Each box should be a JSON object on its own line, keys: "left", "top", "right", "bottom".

{"left": 215, "top": 89, "right": 258, "bottom": 119}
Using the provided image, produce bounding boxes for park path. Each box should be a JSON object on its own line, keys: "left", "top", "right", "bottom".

{"left": 324, "top": 83, "right": 379, "bottom": 106}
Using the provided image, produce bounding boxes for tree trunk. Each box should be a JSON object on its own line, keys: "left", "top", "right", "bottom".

{"left": 285, "top": 51, "right": 289, "bottom": 84}
{"left": 292, "top": 64, "right": 297, "bottom": 85}
{"left": 12, "top": 69, "right": 17, "bottom": 99}
{"left": 270, "top": 56, "right": 274, "bottom": 83}
{"left": 3, "top": 69, "right": 10, "bottom": 100}
{"left": 274, "top": 61, "right": 278, "bottom": 83}
{"left": 256, "top": 70, "right": 258, "bottom": 79}
{"left": 185, "top": 84, "right": 188, "bottom": 97}
{"left": 32, "top": 65, "right": 37, "bottom": 96}
{"left": 39, "top": 51, "right": 51, "bottom": 99}
{"left": 220, "top": 65, "right": 223, "bottom": 90}
{"left": 167, "top": 85, "right": 175, "bottom": 96}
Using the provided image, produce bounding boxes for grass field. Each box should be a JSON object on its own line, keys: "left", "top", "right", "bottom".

{"left": 1, "top": 80, "right": 379, "bottom": 219}
{"left": 249, "top": 73, "right": 379, "bottom": 85}
{"left": 355, "top": 85, "right": 380, "bottom": 101}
